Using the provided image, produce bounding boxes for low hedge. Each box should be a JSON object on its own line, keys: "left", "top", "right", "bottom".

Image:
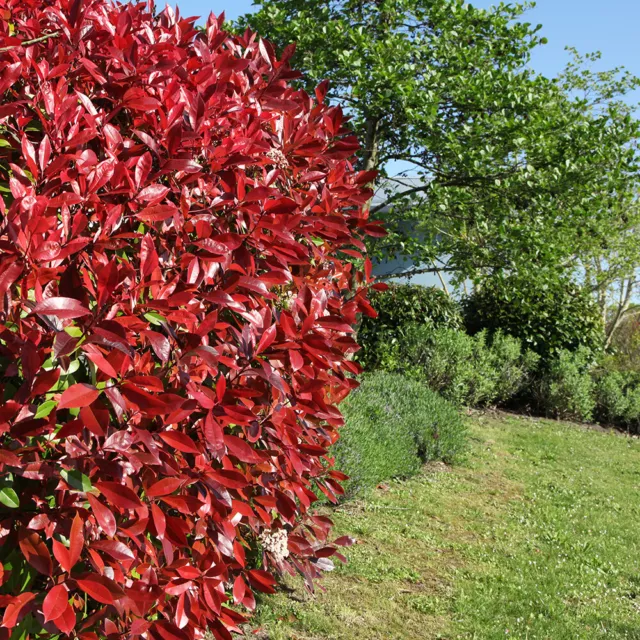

{"left": 333, "top": 372, "right": 467, "bottom": 496}
{"left": 357, "top": 284, "right": 462, "bottom": 371}
{"left": 401, "top": 325, "right": 540, "bottom": 408}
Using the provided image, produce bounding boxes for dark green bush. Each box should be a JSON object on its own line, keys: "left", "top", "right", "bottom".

{"left": 463, "top": 273, "right": 604, "bottom": 360}
{"left": 595, "top": 370, "right": 629, "bottom": 425}
{"left": 623, "top": 386, "right": 640, "bottom": 431}
{"left": 592, "top": 363, "right": 640, "bottom": 431}
{"left": 402, "top": 326, "right": 539, "bottom": 408}
{"left": 537, "top": 348, "right": 596, "bottom": 422}
{"left": 491, "top": 331, "right": 541, "bottom": 404}
{"left": 403, "top": 325, "right": 476, "bottom": 405}
{"left": 334, "top": 372, "right": 466, "bottom": 496}
{"left": 357, "top": 284, "right": 462, "bottom": 371}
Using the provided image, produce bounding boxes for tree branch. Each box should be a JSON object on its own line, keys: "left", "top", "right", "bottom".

{"left": 0, "top": 31, "right": 60, "bottom": 52}
{"left": 370, "top": 183, "right": 433, "bottom": 215}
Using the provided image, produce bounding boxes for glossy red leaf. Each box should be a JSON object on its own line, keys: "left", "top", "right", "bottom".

{"left": 18, "top": 531, "right": 52, "bottom": 576}
{"left": 69, "top": 512, "right": 84, "bottom": 568}
{"left": 224, "top": 435, "right": 262, "bottom": 463}
{"left": 2, "top": 592, "right": 35, "bottom": 628}
{"left": 247, "top": 570, "right": 277, "bottom": 594}
{"left": 52, "top": 601, "right": 76, "bottom": 635}
{"left": 136, "top": 204, "right": 177, "bottom": 222}
{"left": 57, "top": 383, "right": 100, "bottom": 410}
{"left": 159, "top": 431, "right": 200, "bottom": 454}
{"left": 255, "top": 325, "right": 277, "bottom": 355}
{"left": 0, "top": 260, "right": 23, "bottom": 299}
{"left": 52, "top": 539, "right": 72, "bottom": 574}
{"left": 96, "top": 482, "right": 142, "bottom": 510}
{"left": 90, "top": 540, "right": 135, "bottom": 561}
{"left": 142, "top": 331, "right": 170, "bottom": 363}
{"left": 76, "top": 574, "right": 120, "bottom": 605}
{"left": 87, "top": 494, "right": 117, "bottom": 538}
{"left": 43, "top": 584, "right": 68, "bottom": 623}
{"left": 31, "top": 297, "right": 91, "bottom": 319}
{"left": 147, "top": 477, "right": 183, "bottom": 498}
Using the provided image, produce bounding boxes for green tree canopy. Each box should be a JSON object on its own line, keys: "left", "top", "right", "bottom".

{"left": 238, "top": 0, "right": 640, "bottom": 299}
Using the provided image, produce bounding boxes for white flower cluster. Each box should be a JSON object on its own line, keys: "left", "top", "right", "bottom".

{"left": 260, "top": 528, "right": 290, "bottom": 562}
{"left": 266, "top": 148, "right": 289, "bottom": 169}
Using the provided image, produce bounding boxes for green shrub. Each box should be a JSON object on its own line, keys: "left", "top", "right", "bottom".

{"left": 594, "top": 370, "right": 629, "bottom": 425}
{"left": 402, "top": 326, "right": 538, "bottom": 408}
{"left": 399, "top": 376, "right": 468, "bottom": 463}
{"left": 334, "top": 373, "right": 466, "bottom": 496}
{"left": 403, "top": 325, "right": 476, "bottom": 405}
{"left": 464, "top": 273, "right": 604, "bottom": 360}
{"left": 357, "top": 284, "right": 462, "bottom": 371}
{"left": 623, "top": 386, "right": 640, "bottom": 432}
{"left": 468, "top": 330, "right": 504, "bottom": 406}
{"left": 538, "top": 348, "right": 596, "bottom": 422}
{"left": 592, "top": 364, "right": 640, "bottom": 432}
{"left": 491, "top": 331, "right": 541, "bottom": 404}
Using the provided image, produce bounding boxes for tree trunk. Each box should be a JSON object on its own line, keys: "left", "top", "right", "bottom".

{"left": 361, "top": 116, "right": 380, "bottom": 173}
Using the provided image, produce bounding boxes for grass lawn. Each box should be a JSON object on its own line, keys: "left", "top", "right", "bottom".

{"left": 247, "top": 413, "right": 640, "bottom": 639}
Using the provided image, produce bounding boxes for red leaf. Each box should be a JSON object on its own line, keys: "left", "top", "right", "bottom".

{"left": 96, "top": 481, "right": 142, "bottom": 510}
{"left": 2, "top": 592, "right": 35, "bottom": 628}
{"left": 58, "top": 383, "right": 100, "bottom": 410}
{"left": 142, "top": 330, "right": 170, "bottom": 363}
{"left": 256, "top": 324, "right": 277, "bottom": 354}
{"left": 135, "top": 204, "right": 177, "bottom": 222}
{"left": 0, "top": 260, "right": 23, "bottom": 298}
{"left": 38, "top": 135, "right": 52, "bottom": 173}
{"left": 90, "top": 540, "right": 135, "bottom": 561}
{"left": 233, "top": 576, "right": 246, "bottom": 605}
{"left": 43, "top": 584, "right": 68, "bottom": 623}
{"left": 30, "top": 368, "right": 61, "bottom": 398}
{"left": 69, "top": 512, "right": 84, "bottom": 568}
{"left": 290, "top": 350, "right": 304, "bottom": 371}
{"left": 135, "top": 152, "right": 152, "bottom": 189}
{"left": 32, "top": 297, "right": 91, "bottom": 319}
{"left": 224, "top": 435, "right": 261, "bottom": 463}
{"left": 247, "top": 569, "right": 276, "bottom": 594}
{"left": 159, "top": 431, "right": 200, "bottom": 454}
{"left": 76, "top": 574, "right": 120, "bottom": 605}
{"left": 18, "top": 530, "right": 53, "bottom": 575}
{"left": 87, "top": 494, "right": 117, "bottom": 537}
{"left": 147, "top": 477, "right": 183, "bottom": 498}
{"left": 215, "top": 376, "right": 226, "bottom": 402}
{"left": 52, "top": 601, "right": 76, "bottom": 635}
{"left": 334, "top": 536, "right": 356, "bottom": 547}
{"left": 21, "top": 134, "right": 38, "bottom": 179}
{"left": 83, "top": 349, "right": 119, "bottom": 379}
{"left": 53, "top": 539, "right": 72, "bottom": 573}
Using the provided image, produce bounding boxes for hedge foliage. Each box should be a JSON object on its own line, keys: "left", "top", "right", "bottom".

{"left": 333, "top": 373, "right": 467, "bottom": 496}
{"left": 357, "top": 284, "right": 462, "bottom": 371}
{"left": 463, "top": 274, "right": 604, "bottom": 360}
{"left": 0, "top": 2, "right": 383, "bottom": 637}
{"left": 402, "top": 326, "right": 540, "bottom": 408}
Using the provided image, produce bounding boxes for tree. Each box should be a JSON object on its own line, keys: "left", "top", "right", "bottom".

{"left": 239, "top": 0, "right": 640, "bottom": 292}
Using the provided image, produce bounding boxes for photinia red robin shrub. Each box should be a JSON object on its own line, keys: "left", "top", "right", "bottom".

{"left": 0, "top": 0, "right": 383, "bottom": 637}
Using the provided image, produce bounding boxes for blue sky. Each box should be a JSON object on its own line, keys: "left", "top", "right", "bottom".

{"left": 174, "top": 0, "right": 640, "bottom": 82}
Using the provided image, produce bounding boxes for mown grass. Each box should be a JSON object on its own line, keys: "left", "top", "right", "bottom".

{"left": 246, "top": 413, "right": 640, "bottom": 639}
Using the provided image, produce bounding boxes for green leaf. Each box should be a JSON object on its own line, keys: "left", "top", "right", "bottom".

{"left": 0, "top": 487, "right": 20, "bottom": 508}
{"left": 144, "top": 312, "right": 166, "bottom": 326}
{"left": 34, "top": 401, "right": 57, "bottom": 420}
{"left": 60, "top": 469, "right": 92, "bottom": 493}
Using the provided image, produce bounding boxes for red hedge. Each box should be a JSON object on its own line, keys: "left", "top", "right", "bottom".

{"left": 0, "top": 1, "right": 382, "bottom": 637}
